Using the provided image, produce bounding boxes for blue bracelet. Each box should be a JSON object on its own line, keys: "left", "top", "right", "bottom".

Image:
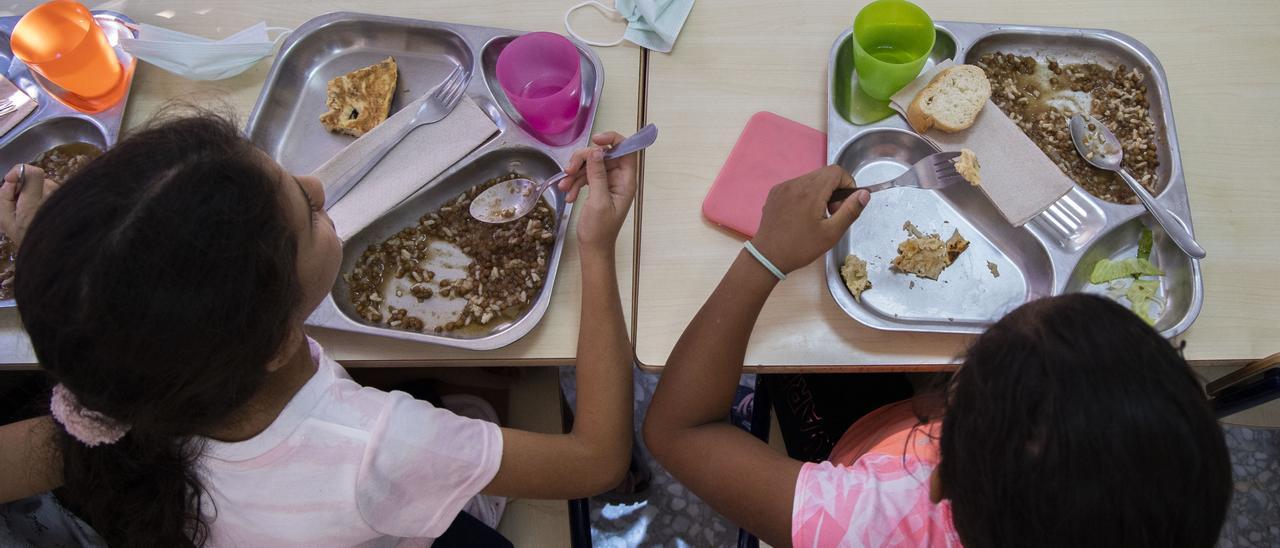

{"left": 744, "top": 241, "right": 786, "bottom": 281}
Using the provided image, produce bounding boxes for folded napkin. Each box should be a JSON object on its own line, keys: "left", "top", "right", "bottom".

{"left": 0, "top": 77, "right": 37, "bottom": 138}
{"left": 313, "top": 95, "right": 498, "bottom": 241}
{"left": 890, "top": 60, "right": 1073, "bottom": 227}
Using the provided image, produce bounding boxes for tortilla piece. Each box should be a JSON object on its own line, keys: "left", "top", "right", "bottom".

{"left": 321, "top": 57, "right": 399, "bottom": 137}
{"left": 840, "top": 254, "right": 872, "bottom": 302}
{"left": 945, "top": 229, "right": 970, "bottom": 263}
{"left": 891, "top": 224, "right": 970, "bottom": 280}
{"left": 953, "top": 148, "right": 981, "bottom": 186}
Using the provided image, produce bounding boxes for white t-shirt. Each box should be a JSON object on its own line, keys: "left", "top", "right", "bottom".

{"left": 197, "top": 339, "right": 503, "bottom": 547}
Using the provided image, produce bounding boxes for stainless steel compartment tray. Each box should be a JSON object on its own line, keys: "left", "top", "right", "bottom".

{"left": 825, "top": 21, "right": 1202, "bottom": 338}
{"left": 0, "top": 11, "right": 138, "bottom": 308}
{"left": 245, "top": 12, "right": 604, "bottom": 350}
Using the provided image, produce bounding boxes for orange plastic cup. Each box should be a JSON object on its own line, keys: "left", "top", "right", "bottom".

{"left": 11, "top": 0, "right": 125, "bottom": 108}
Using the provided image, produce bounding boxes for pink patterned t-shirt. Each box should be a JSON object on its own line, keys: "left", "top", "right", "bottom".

{"left": 196, "top": 338, "right": 503, "bottom": 547}
{"left": 791, "top": 401, "right": 961, "bottom": 548}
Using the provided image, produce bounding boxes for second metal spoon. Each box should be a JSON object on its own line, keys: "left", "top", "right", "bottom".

{"left": 1069, "top": 113, "right": 1205, "bottom": 259}
{"left": 470, "top": 124, "right": 658, "bottom": 223}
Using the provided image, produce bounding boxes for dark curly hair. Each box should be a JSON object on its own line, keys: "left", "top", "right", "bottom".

{"left": 937, "top": 293, "right": 1231, "bottom": 547}
{"left": 14, "top": 112, "right": 302, "bottom": 546}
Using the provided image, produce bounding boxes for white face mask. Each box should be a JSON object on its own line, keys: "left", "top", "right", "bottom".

{"left": 564, "top": 0, "right": 694, "bottom": 53}
{"left": 119, "top": 22, "right": 291, "bottom": 81}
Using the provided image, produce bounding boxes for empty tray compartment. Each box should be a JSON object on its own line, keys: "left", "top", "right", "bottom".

{"left": 827, "top": 128, "right": 1054, "bottom": 332}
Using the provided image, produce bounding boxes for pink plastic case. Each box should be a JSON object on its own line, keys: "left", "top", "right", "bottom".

{"left": 702, "top": 112, "right": 826, "bottom": 238}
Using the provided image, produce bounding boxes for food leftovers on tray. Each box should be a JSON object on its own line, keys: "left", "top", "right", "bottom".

{"left": 953, "top": 148, "right": 981, "bottom": 186}
{"left": 33, "top": 142, "right": 101, "bottom": 183}
{"left": 1090, "top": 227, "right": 1165, "bottom": 325}
{"left": 839, "top": 254, "right": 871, "bottom": 302}
{"left": 1090, "top": 256, "right": 1162, "bottom": 283}
{"left": 975, "top": 52, "right": 1160, "bottom": 204}
{"left": 0, "top": 238, "right": 12, "bottom": 300}
{"left": 1077, "top": 119, "right": 1122, "bottom": 162}
{"left": 0, "top": 142, "right": 103, "bottom": 300}
{"left": 890, "top": 221, "right": 969, "bottom": 280}
{"left": 906, "top": 64, "right": 991, "bottom": 134}
{"left": 344, "top": 174, "right": 556, "bottom": 334}
{"left": 473, "top": 180, "right": 536, "bottom": 221}
{"left": 987, "top": 260, "right": 1000, "bottom": 278}
{"left": 321, "top": 56, "right": 399, "bottom": 137}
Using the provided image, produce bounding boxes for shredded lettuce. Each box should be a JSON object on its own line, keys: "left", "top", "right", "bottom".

{"left": 1090, "top": 257, "right": 1164, "bottom": 284}
{"left": 1103, "top": 277, "right": 1165, "bottom": 326}
{"left": 1125, "top": 279, "right": 1164, "bottom": 325}
{"left": 1090, "top": 229, "right": 1166, "bottom": 324}
{"left": 1136, "top": 228, "right": 1154, "bottom": 262}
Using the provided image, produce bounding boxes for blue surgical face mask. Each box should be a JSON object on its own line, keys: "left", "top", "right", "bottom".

{"left": 119, "top": 22, "right": 291, "bottom": 81}
{"left": 564, "top": 0, "right": 695, "bottom": 53}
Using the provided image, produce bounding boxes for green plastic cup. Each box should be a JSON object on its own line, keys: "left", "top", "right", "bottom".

{"left": 853, "top": 0, "right": 936, "bottom": 100}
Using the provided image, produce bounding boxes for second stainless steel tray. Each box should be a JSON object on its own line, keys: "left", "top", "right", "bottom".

{"left": 824, "top": 21, "right": 1202, "bottom": 338}
{"left": 0, "top": 11, "right": 138, "bottom": 308}
{"left": 245, "top": 12, "right": 604, "bottom": 350}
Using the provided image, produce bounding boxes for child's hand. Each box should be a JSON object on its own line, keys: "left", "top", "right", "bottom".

{"left": 0, "top": 165, "right": 60, "bottom": 247}
{"left": 751, "top": 165, "right": 869, "bottom": 274}
{"left": 559, "top": 132, "right": 638, "bottom": 255}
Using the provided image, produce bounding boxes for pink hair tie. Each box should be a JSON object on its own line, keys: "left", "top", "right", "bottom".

{"left": 49, "top": 384, "right": 131, "bottom": 447}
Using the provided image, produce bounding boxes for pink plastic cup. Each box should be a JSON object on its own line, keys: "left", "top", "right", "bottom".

{"left": 496, "top": 32, "right": 582, "bottom": 136}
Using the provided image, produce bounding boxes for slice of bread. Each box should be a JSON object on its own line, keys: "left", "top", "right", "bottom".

{"left": 321, "top": 57, "right": 399, "bottom": 138}
{"left": 907, "top": 65, "right": 991, "bottom": 134}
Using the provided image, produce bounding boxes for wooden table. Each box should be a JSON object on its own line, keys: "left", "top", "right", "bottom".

{"left": 635, "top": 0, "right": 1280, "bottom": 370}
{"left": 0, "top": 0, "right": 643, "bottom": 368}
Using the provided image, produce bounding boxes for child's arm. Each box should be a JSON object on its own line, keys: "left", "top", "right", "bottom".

{"left": 482, "top": 133, "right": 636, "bottom": 499}
{"left": 0, "top": 417, "right": 63, "bottom": 503}
{"left": 0, "top": 165, "right": 68, "bottom": 504}
{"left": 643, "top": 167, "right": 868, "bottom": 547}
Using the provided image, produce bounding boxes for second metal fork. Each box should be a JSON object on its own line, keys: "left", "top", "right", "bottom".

{"left": 829, "top": 151, "right": 965, "bottom": 204}
{"left": 324, "top": 66, "right": 470, "bottom": 209}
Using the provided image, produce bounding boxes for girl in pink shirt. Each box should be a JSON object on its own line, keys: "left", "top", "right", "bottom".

{"left": 644, "top": 166, "right": 1232, "bottom": 548}
{"left": 0, "top": 111, "right": 639, "bottom": 546}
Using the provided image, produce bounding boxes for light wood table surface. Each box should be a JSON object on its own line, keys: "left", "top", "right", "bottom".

{"left": 0, "top": 0, "right": 643, "bottom": 368}
{"left": 635, "top": 0, "right": 1280, "bottom": 370}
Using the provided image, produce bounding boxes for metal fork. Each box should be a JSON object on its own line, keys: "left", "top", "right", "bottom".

{"left": 0, "top": 98, "right": 16, "bottom": 118}
{"left": 829, "top": 151, "right": 965, "bottom": 204}
{"left": 324, "top": 66, "right": 470, "bottom": 209}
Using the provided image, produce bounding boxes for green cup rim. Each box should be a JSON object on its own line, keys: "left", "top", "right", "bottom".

{"left": 853, "top": 0, "right": 936, "bottom": 65}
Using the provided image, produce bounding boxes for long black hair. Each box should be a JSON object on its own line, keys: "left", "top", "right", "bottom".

{"left": 14, "top": 112, "right": 303, "bottom": 546}
{"left": 937, "top": 293, "right": 1231, "bottom": 547}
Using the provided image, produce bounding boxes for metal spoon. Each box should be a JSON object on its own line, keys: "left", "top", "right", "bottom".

{"left": 469, "top": 124, "right": 658, "bottom": 223}
{"left": 1068, "top": 113, "right": 1205, "bottom": 259}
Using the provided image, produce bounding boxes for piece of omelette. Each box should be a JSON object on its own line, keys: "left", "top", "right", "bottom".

{"left": 320, "top": 57, "right": 398, "bottom": 137}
